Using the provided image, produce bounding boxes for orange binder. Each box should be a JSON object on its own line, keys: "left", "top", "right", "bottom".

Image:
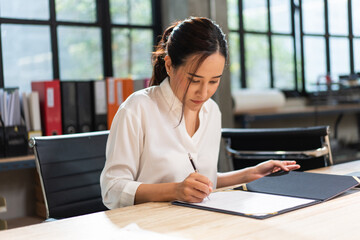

{"left": 31, "top": 80, "right": 62, "bottom": 136}
{"left": 106, "top": 78, "right": 134, "bottom": 129}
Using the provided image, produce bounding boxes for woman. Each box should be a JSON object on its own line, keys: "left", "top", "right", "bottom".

{"left": 100, "top": 17, "right": 300, "bottom": 209}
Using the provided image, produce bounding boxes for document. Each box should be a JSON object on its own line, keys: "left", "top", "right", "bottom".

{"left": 173, "top": 171, "right": 360, "bottom": 219}
{"left": 174, "top": 191, "right": 316, "bottom": 219}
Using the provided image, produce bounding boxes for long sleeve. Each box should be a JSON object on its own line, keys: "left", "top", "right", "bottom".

{"left": 100, "top": 107, "right": 144, "bottom": 209}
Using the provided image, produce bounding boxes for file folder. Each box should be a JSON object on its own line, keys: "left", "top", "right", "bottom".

{"left": 106, "top": 78, "right": 133, "bottom": 129}
{"left": 28, "top": 92, "right": 42, "bottom": 132}
{"left": 60, "top": 81, "right": 78, "bottom": 134}
{"left": 92, "top": 80, "right": 107, "bottom": 131}
{"left": 21, "top": 92, "right": 31, "bottom": 131}
{"left": 76, "top": 81, "right": 93, "bottom": 133}
{"left": 31, "top": 80, "right": 62, "bottom": 136}
{"left": 173, "top": 171, "right": 360, "bottom": 219}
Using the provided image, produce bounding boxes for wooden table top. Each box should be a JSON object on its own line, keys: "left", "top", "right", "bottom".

{"left": 1, "top": 160, "right": 360, "bottom": 240}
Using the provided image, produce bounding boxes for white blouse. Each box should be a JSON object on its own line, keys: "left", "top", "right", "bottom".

{"left": 100, "top": 78, "right": 222, "bottom": 209}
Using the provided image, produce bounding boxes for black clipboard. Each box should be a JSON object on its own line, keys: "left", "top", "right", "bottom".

{"left": 172, "top": 171, "right": 360, "bottom": 219}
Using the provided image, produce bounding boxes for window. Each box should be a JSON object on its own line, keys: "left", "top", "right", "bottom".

{"left": 110, "top": 0, "right": 154, "bottom": 79}
{"left": 0, "top": 0, "right": 161, "bottom": 92}
{"left": 228, "top": 0, "right": 296, "bottom": 91}
{"left": 228, "top": 0, "right": 360, "bottom": 93}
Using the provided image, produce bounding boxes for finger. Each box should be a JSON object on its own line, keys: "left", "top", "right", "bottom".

{"left": 192, "top": 180, "right": 212, "bottom": 196}
{"left": 287, "top": 164, "right": 301, "bottom": 171}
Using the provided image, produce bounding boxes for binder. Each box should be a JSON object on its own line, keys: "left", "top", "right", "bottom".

{"left": 60, "top": 81, "right": 78, "bottom": 134}
{"left": 28, "top": 92, "right": 42, "bottom": 132}
{"left": 76, "top": 81, "right": 93, "bottom": 133}
{"left": 92, "top": 80, "right": 107, "bottom": 131}
{"left": 172, "top": 171, "right": 360, "bottom": 219}
{"left": 21, "top": 92, "right": 31, "bottom": 131}
{"left": 133, "top": 78, "right": 148, "bottom": 92}
{"left": 31, "top": 80, "right": 62, "bottom": 136}
{"left": 106, "top": 78, "right": 134, "bottom": 129}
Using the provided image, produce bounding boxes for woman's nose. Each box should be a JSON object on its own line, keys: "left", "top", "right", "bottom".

{"left": 197, "top": 84, "right": 207, "bottom": 97}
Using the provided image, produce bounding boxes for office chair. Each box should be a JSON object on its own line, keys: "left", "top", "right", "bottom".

{"left": 29, "top": 131, "right": 109, "bottom": 219}
{"left": 222, "top": 126, "right": 333, "bottom": 171}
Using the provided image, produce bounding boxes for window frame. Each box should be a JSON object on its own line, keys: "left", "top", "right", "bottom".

{"left": 229, "top": 0, "right": 359, "bottom": 94}
{"left": 0, "top": 0, "right": 162, "bottom": 87}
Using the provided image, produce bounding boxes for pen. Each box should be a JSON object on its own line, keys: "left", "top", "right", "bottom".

{"left": 188, "top": 153, "right": 210, "bottom": 200}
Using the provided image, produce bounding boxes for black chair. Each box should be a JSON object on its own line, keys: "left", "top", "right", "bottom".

{"left": 222, "top": 126, "right": 333, "bottom": 171}
{"left": 29, "top": 131, "right": 109, "bottom": 219}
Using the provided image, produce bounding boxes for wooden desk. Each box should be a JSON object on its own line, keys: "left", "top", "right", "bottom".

{"left": 1, "top": 161, "right": 360, "bottom": 240}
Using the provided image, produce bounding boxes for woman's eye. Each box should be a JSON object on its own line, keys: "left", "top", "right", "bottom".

{"left": 210, "top": 80, "right": 219, "bottom": 84}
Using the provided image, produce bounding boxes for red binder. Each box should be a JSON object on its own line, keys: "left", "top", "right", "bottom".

{"left": 106, "top": 78, "right": 134, "bottom": 129}
{"left": 31, "top": 80, "right": 62, "bottom": 136}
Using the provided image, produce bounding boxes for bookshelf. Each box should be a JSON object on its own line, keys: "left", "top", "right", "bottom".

{"left": 0, "top": 155, "right": 35, "bottom": 172}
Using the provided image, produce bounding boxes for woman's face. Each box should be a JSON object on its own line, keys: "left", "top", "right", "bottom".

{"left": 166, "top": 52, "right": 226, "bottom": 112}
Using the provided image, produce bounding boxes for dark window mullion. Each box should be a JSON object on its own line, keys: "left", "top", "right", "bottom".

{"left": 239, "top": 0, "right": 246, "bottom": 88}
{"left": 49, "top": 0, "right": 60, "bottom": 79}
{"left": 324, "top": 0, "right": 331, "bottom": 75}
{"left": 299, "top": 0, "right": 306, "bottom": 93}
{"left": 97, "top": 0, "right": 113, "bottom": 77}
{"left": 0, "top": 24, "right": 4, "bottom": 87}
{"left": 152, "top": 0, "right": 163, "bottom": 46}
{"left": 267, "top": 0, "right": 274, "bottom": 88}
{"left": 127, "top": 0, "right": 132, "bottom": 76}
{"left": 348, "top": 0, "right": 354, "bottom": 74}
{"left": 291, "top": 0, "right": 298, "bottom": 91}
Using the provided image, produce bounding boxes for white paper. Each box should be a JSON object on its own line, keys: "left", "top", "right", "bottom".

{"left": 189, "top": 191, "right": 316, "bottom": 217}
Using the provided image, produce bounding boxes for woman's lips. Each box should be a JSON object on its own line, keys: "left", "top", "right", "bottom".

{"left": 191, "top": 100, "right": 204, "bottom": 104}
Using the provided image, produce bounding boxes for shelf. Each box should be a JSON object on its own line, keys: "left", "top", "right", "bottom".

{"left": 0, "top": 155, "right": 35, "bottom": 172}
{"left": 6, "top": 216, "right": 44, "bottom": 230}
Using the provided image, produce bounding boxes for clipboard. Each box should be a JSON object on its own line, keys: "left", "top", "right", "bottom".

{"left": 172, "top": 171, "right": 360, "bottom": 219}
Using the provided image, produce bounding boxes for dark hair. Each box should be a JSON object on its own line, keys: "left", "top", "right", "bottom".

{"left": 150, "top": 17, "right": 228, "bottom": 86}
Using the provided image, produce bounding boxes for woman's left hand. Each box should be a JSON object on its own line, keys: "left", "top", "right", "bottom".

{"left": 249, "top": 160, "right": 300, "bottom": 182}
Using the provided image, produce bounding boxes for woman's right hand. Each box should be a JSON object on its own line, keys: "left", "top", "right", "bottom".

{"left": 175, "top": 173, "right": 213, "bottom": 202}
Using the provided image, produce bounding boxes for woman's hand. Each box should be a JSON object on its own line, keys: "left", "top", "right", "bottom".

{"left": 249, "top": 160, "right": 300, "bottom": 182}
{"left": 175, "top": 173, "right": 213, "bottom": 202}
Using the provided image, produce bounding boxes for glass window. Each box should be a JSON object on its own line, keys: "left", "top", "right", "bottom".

{"left": 56, "top": 0, "right": 96, "bottom": 22}
{"left": 112, "top": 28, "right": 130, "bottom": 78}
{"left": 131, "top": 29, "right": 153, "bottom": 79}
{"left": 229, "top": 32, "right": 241, "bottom": 89}
{"left": 354, "top": 39, "right": 360, "bottom": 73}
{"left": 110, "top": 0, "right": 152, "bottom": 25}
{"left": 243, "top": 0, "right": 268, "bottom": 32}
{"left": 353, "top": 0, "right": 360, "bottom": 36}
{"left": 227, "top": 0, "right": 239, "bottom": 30}
{"left": 1, "top": 24, "right": 53, "bottom": 92}
{"left": 304, "top": 36, "right": 326, "bottom": 91}
{"left": 328, "top": 0, "right": 348, "bottom": 36}
{"left": 270, "top": 0, "right": 291, "bottom": 33}
{"left": 330, "top": 37, "right": 350, "bottom": 78}
{"left": 112, "top": 28, "right": 153, "bottom": 79}
{"left": 302, "top": 0, "right": 324, "bottom": 34}
{"left": 58, "top": 26, "right": 103, "bottom": 80}
{"left": 245, "top": 34, "right": 270, "bottom": 89}
{"left": 0, "top": 0, "right": 49, "bottom": 20}
{"left": 272, "top": 36, "right": 295, "bottom": 89}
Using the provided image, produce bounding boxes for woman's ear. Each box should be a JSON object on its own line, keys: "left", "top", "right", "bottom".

{"left": 164, "top": 55, "right": 172, "bottom": 77}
